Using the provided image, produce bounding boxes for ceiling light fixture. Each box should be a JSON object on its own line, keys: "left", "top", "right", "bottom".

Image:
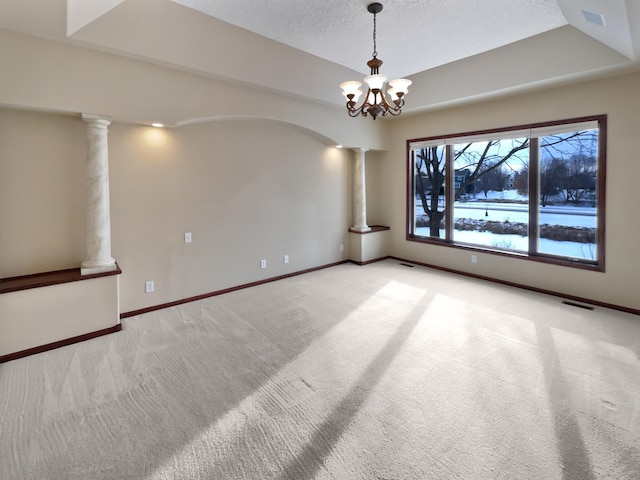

{"left": 340, "top": 3, "right": 411, "bottom": 120}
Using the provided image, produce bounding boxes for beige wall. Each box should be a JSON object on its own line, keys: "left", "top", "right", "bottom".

{"left": 109, "top": 119, "right": 351, "bottom": 312}
{"left": 0, "top": 109, "right": 352, "bottom": 313}
{"left": 363, "top": 150, "right": 384, "bottom": 227}
{"left": 0, "top": 27, "right": 385, "bottom": 151}
{"left": 0, "top": 274, "right": 119, "bottom": 357}
{"left": 0, "top": 109, "right": 85, "bottom": 277}
{"left": 2, "top": 28, "right": 639, "bottom": 317}
{"left": 0, "top": 25, "right": 370, "bottom": 315}
{"left": 382, "top": 70, "right": 640, "bottom": 310}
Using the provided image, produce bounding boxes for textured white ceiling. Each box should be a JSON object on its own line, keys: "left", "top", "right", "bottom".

{"left": 0, "top": 0, "right": 637, "bottom": 122}
{"left": 170, "top": 0, "right": 568, "bottom": 79}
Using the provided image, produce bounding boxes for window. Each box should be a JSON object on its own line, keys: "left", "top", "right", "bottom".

{"left": 407, "top": 115, "right": 606, "bottom": 270}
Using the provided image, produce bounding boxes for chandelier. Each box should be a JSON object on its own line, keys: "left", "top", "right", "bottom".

{"left": 339, "top": 3, "right": 411, "bottom": 120}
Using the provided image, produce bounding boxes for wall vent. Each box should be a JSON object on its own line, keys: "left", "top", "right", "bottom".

{"left": 581, "top": 9, "right": 606, "bottom": 27}
{"left": 562, "top": 300, "right": 595, "bottom": 311}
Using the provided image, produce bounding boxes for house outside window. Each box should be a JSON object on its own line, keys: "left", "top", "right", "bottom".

{"left": 407, "top": 115, "right": 606, "bottom": 270}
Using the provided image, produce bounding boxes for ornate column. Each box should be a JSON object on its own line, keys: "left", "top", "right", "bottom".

{"left": 351, "top": 148, "right": 371, "bottom": 232}
{"left": 80, "top": 114, "right": 116, "bottom": 275}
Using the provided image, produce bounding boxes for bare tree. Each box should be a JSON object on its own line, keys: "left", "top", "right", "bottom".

{"left": 455, "top": 140, "right": 529, "bottom": 198}
{"left": 563, "top": 153, "right": 597, "bottom": 204}
{"left": 415, "top": 147, "right": 446, "bottom": 237}
{"left": 539, "top": 157, "right": 567, "bottom": 207}
{"left": 515, "top": 158, "right": 567, "bottom": 207}
{"left": 415, "top": 131, "right": 592, "bottom": 237}
{"left": 540, "top": 131, "right": 598, "bottom": 204}
{"left": 415, "top": 138, "right": 528, "bottom": 237}
{"left": 474, "top": 161, "right": 511, "bottom": 197}
{"left": 513, "top": 169, "right": 528, "bottom": 197}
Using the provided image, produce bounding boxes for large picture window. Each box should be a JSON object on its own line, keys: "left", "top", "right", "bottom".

{"left": 407, "top": 115, "right": 606, "bottom": 270}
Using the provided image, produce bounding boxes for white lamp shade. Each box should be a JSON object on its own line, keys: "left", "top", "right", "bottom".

{"left": 340, "top": 81, "right": 362, "bottom": 99}
{"left": 388, "top": 78, "right": 412, "bottom": 95}
{"left": 364, "top": 74, "right": 388, "bottom": 91}
{"left": 387, "top": 88, "right": 399, "bottom": 102}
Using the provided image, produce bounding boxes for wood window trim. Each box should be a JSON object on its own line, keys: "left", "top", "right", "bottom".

{"left": 405, "top": 114, "right": 607, "bottom": 272}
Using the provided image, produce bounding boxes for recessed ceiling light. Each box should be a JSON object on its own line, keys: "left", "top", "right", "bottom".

{"left": 581, "top": 9, "right": 606, "bottom": 27}
{"left": 151, "top": 123, "right": 164, "bottom": 128}
{"left": 336, "top": 144, "right": 343, "bottom": 149}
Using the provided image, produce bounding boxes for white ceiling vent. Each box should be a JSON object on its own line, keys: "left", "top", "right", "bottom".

{"left": 581, "top": 9, "right": 606, "bottom": 27}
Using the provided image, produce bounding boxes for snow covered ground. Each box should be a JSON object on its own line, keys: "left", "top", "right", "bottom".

{"left": 453, "top": 204, "right": 596, "bottom": 228}
{"left": 414, "top": 228, "right": 597, "bottom": 260}
{"left": 414, "top": 190, "right": 597, "bottom": 260}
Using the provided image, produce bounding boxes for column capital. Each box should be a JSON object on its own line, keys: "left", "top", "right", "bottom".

{"left": 352, "top": 147, "right": 369, "bottom": 155}
{"left": 81, "top": 113, "right": 112, "bottom": 127}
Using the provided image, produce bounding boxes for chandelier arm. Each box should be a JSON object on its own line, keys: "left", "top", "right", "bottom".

{"left": 364, "top": 88, "right": 388, "bottom": 120}
{"left": 346, "top": 102, "right": 367, "bottom": 117}
{"left": 383, "top": 91, "right": 403, "bottom": 117}
{"left": 379, "top": 90, "right": 398, "bottom": 115}
{"left": 346, "top": 87, "right": 373, "bottom": 116}
{"left": 379, "top": 91, "right": 392, "bottom": 109}
{"left": 347, "top": 88, "right": 406, "bottom": 118}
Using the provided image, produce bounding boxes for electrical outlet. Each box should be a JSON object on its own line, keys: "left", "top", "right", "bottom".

{"left": 145, "top": 280, "right": 154, "bottom": 293}
{"left": 184, "top": 232, "right": 192, "bottom": 243}
{"left": 284, "top": 255, "right": 289, "bottom": 264}
{"left": 260, "top": 259, "right": 267, "bottom": 269}
{"left": 340, "top": 244, "right": 344, "bottom": 252}
{"left": 471, "top": 255, "right": 477, "bottom": 264}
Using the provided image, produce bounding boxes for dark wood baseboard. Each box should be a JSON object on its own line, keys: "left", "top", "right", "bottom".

{"left": 0, "top": 324, "right": 122, "bottom": 364}
{"left": 349, "top": 257, "right": 390, "bottom": 266}
{"left": 122, "top": 255, "right": 638, "bottom": 319}
{"left": 5, "top": 255, "right": 634, "bottom": 364}
{"left": 121, "top": 260, "right": 351, "bottom": 319}
{"left": 387, "top": 256, "right": 640, "bottom": 316}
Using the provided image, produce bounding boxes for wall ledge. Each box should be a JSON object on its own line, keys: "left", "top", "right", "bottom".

{"left": 348, "top": 225, "right": 390, "bottom": 235}
{"left": 0, "top": 264, "right": 122, "bottom": 295}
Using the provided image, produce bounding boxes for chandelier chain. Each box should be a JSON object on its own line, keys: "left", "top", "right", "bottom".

{"left": 372, "top": 11, "right": 377, "bottom": 58}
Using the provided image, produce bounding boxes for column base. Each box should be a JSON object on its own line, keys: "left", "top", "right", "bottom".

{"left": 348, "top": 226, "right": 391, "bottom": 264}
{"left": 81, "top": 258, "right": 117, "bottom": 276}
{"left": 350, "top": 225, "right": 371, "bottom": 233}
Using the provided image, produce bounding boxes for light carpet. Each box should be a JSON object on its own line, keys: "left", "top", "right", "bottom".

{"left": 1, "top": 260, "right": 639, "bottom": 479}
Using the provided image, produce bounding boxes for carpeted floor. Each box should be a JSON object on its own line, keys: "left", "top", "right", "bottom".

{"left": 1, "top": 260, "right": 639, "bottom": 479}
